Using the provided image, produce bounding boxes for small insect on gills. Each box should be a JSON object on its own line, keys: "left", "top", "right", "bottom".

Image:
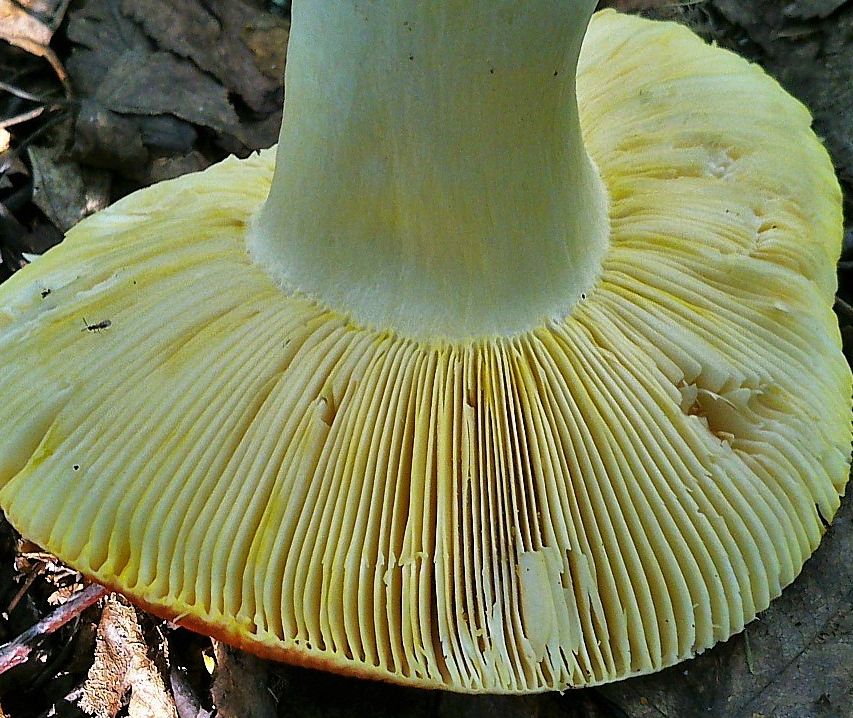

{"left": 81, "top": 318, "right": 112, "bottom": 333}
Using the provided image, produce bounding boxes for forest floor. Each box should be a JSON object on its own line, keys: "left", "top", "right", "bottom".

{"left": 0, "top": 1, "right": 850, "bottom": 717}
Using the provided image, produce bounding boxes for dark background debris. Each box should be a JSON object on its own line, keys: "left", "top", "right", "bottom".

{"left": 0, "top": 1, "right": 850, "bottom": 716}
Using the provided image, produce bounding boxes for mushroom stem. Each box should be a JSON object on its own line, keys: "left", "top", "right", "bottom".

{"left": 249, "top": 0, "right": 609, "bottom": 342}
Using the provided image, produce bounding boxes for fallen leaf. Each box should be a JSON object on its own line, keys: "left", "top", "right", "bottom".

{"left": 65, "top": 0, "right": 150, "bottom": 97}
{"left": 0, "top": 0, "right": 53, "bottom": 49}
{"left": 121, "top": 0, "right": 285, "bottom": 114}
{"left": 13, "top": 0, "right": 72, "bottom": 30}
{"left": 0, "top": 0, "right": 68, "bottom": 84}
{"left": 242, "top": 17, "right": 289, "bottom": 81}
{"left": 65, "top": 0, "right": 281, "bottom": 162}
{"left": 28, "top": 143, "right": 110, "bottom": 232}
{"left": 148, "top": 151, "right": 209, "bottom": 183}
{"left": 95, "top": 50, "right": 240, "bottom": 137}
{"left": 211, "top": 641, "right": 276, "bottom": 718}
{"left": 169, "top": 667, "right": 213, "bottom": 718}
{"left": 782, "top": 0, "right": 847, "bottom": 20}
{"left": 71, "top": 98, "right": 149, "bottom": 176}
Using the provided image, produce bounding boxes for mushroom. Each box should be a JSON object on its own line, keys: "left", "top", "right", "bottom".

{"left": 0, "top": 0, "right": 848, "bottom": 694}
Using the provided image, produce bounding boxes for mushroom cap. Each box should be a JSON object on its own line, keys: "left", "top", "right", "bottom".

{"left": 0, "top": 11, "right": 848, "bottom": 693}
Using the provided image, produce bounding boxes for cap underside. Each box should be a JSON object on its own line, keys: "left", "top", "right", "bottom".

{"left": 0, "top": 11, "right": 848, "bottom": 692}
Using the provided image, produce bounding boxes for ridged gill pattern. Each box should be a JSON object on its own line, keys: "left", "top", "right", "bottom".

{"left": 0, "top": 11, "right": 848, "bottom": 692}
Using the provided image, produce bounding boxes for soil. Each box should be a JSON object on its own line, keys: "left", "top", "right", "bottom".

{"left": 0, "top": 1, "right": 850, "bottom": 717}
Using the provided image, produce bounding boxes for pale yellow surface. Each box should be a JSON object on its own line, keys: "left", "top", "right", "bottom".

{"left": 250, "top": 0, "right": 609, "bottom": 340}
{"left": 0, "top": 11, "right": 848, "bottom": 692}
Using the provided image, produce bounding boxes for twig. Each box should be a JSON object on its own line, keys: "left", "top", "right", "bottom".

{"left": 0, "top": 80, "right": 59, "bottom": 104}
{"left": 0, "top": 583, "right": 109, "bottom": 675}
{"left": 0, "top": 105, "right": 51, "bottom": 130}
{"left": 6, "top": 568, "right": 41, "bottom": 615}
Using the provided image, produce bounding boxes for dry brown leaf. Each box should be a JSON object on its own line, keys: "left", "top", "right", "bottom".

{"left": 121, "top": 0, "right": 286, "bottom": 114}
{"left": 65, "top": 0, "right": 280, "bottom": 156}
{"left": 242, "top": 17, "right": 289, "bottom": 81}
{"left": 147, "top": 151, "right": 210, "bottom": 183}
{"left": 65, "top": 0, "right": 150, "bottom": 97}
{"left": 0, "top": 0, "right": 68, "bottom": 84}
{"left": 79, "top": 596, "right": 177, "bottom": 718}
{"left": 782, "top": 0, "right": 847, "bottom": 19}
{"left": 95, "top": 49, "right": 240, "bottom": 137}
{"left": 13, "top": 0, "right": 71, "bottom": 30}
{"left": 211, "top": 641, "right": 276, "bottom": 718}
{"left": 71, "top": 98, "right": 149, "bottom": 177}
{"left": 0, "top": 0, "right": 53, "bottom": 49}
{"left": 28, "top": 144, "right": 110, "bottom": 233}
{"left": 169, "top": 667, "right": 213, "bottom": 718}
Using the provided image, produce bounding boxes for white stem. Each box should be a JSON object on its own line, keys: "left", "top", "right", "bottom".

{"left": 249, "top": 0, "right": 608, "bottom": 341}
